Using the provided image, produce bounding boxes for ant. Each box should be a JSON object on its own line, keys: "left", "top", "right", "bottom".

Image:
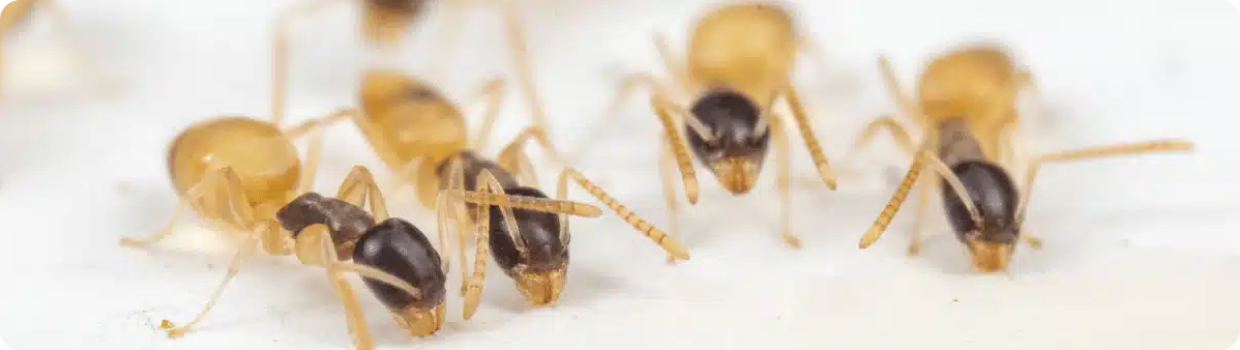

{"left": 269, "top": 0, "right": 562, "bottom": 156}
{"left": 594, "top": 2, "right": 838, "bottom": 251}
{"left": 1, "top": 0, "right": 113, "bottom": 96}
{"left": 117, "top": 110, "right": 446, "bottom": 349}
{"left": 311, "top": 71, "right": 689, "bottom": 318}
{"left": 852, "top": 43, "right": 1195, "bottom": 273}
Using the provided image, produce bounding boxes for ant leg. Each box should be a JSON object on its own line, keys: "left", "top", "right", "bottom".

{"left": 1014, "top": 139, "right": 1195, "bottom": 223}
{"left": 161, "top": 235, "right": 260, "bottom": 338}
{"left": 118, "top": 197, "right": 187, "bottom": 247}
{"left": 877, "top": 55, "right": 926, "bottom": 125}
{"left": 466, "top": 77, "right": 507, "bottom": 151}
{"left": 33, "top": 0, "right": 122, "bottom": 95}
{"left": 151, "top": 169, "right": 261, "bottom": 338}
{"left": 556, "top": 167, "right": 689, "bottom": 260}
{"left": 492, "top": 0, "right": 558, "bottom": 155}
{"left": 281, "top": 108, "right": 357, "bottom": 139}
{"left": 436, "top": 157, "right": 475, "bottom": 297}
{"left": 769, "top": 116, "right": 800, "bottom": 248}
{"left": 334, "top": 165, "right": 390, "bottom": 221}
{"left": 659, "top": 136, "right": 682, "bottom": 263}
{"left": 270, "top": 0, "right": 347, "bottom": 126}
{"left": 298, "top": 224, "right": 424, "bottom": 350}
{"left": 653, "top": 33, "right": 691, "bottom": 93}
{"left": 119, "top": 168, "right": 254, "bottom": 246}
{"left": 312, "top": 224, "right": 375, "bottom": 350}
{"left": 496, "top": 126, "right": 558, "bottom": 186}
{"left": 781, "top": 84, "right": 838, "bottom": 189}
{"left": 846, "top": 115, "right": 918, "bottom": 160}
{"left": 296, "top": 122, "right": 328, "bottom": 194}
{"left": 456, "top": 170, "right": 517, "bottom": 319}
{"left": 602, "top": 73, "right": 682, "bottom": 123}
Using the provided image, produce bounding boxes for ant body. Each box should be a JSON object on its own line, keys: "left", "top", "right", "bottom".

{"left": 852, "top": 44, "right": 1195, "bottom": 272}
{"left": 117, "top": 110, "right": 446, "bottom": 349}
{"left": 598, "top": 2, "right": 838, "bottom": 251}
{"left": 323, "top": 71, "right": 689, "bottom": 318}
{"left": 270, "top": 0, "right": 561, "bottom": 156}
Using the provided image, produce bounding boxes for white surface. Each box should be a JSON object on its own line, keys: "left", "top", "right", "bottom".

{"left": 0, "top": 0, "right": 1238, "bottom": 349}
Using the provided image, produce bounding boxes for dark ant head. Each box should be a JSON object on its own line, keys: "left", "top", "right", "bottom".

{"left": 352, "top": 218, "right": 446, "bottom": 336}
{"left": 940, "top": 160, "right": 1022, "bottom": 273}
{"left": 485, "top": 186, "right": 568, "bottom": 305}
{"left": 686, "top": 88, "right": 771, "bottom": 194}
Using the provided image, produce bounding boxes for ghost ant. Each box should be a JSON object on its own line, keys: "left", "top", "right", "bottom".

{"left": 850, "top": 43, "right": 1195, "bottom": 273}
{"left": 115, "top": 109, "right": 448, "bottom": 349}
{"left": 303, "top": 71, "right": 689, "bottom": 318}
{"left": 269, "top": 0, "right": 562, "bottom": 157}
{"left": 1, "top": 0, "right": 114, "bottom": 96}
{"left": 592, "top": 2, "right": 838, "bottom": 251}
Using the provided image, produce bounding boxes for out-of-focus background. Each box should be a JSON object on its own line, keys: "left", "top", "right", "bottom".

{"left": 0, "top": 0, "right": 1237, "bottom": 349}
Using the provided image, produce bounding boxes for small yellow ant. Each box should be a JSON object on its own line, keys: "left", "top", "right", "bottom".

{"left": 851, "top": 43, "right": 1195, "bottom": 272}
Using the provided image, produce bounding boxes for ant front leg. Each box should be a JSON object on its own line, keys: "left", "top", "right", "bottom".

{"left": 466, "top": 77, "right": 507, "bottom": 151}
{"left": 877, "top": 55, "right": 927, "bottom": 125}
{"left": 845, "top": 114, "right": 918, "bottom": 161}
{"left": 652, "top": 33, "right": 692, "bottom": 93}
{"left": 769, "top": 115, "right": 800, "bottom": 248}
{"left": 437, "top": 156, "right": 478, "bottom": 297}
{"left": 826, "top": 114, "right": 918, "bottom": 187}
{"left": 556, "top": 167, "right": 689, "bottom": 259}
{"left": 499, "top": 2, "right": 561, "bottom": 159}
{"left": 907, "top": 167, "right": 936, "bottom": 256}
{"left": 296, "top": 224, "right": 424, "bottom": 350}
{"left": 335, "top": 165, "right": 391, "bottom": 221}
{"left": 659, "top": 135, "right": 682, "bottom": 263}
{"left": 454, "top": 169, "right": 516, "bottom": 319}
{"left": 781, "top": 84, "right": 838, "bottom": 189}
{"left": 497, "top": 126, "right": 562, "bottom": 187}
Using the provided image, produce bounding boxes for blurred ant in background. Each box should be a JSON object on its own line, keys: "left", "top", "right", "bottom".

{"left": 1, "top": 0, "right": 116, "bottom": 97}
{"left": 270, "top": 0, "right": 563, "bottom": 158}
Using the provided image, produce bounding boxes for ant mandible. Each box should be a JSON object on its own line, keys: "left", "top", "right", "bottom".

{"left": 851, "top": 43, "right": 1195, "bottom": 272}
{"left": 595, "top": 2, "right": 839, "bottom": 251}
{"left": 118, "top": 109, "right": 440, "bottom": 349}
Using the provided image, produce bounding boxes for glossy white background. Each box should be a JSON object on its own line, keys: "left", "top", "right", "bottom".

{"left": 0, "top": 0, "right": 1237, "bottom": 349}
